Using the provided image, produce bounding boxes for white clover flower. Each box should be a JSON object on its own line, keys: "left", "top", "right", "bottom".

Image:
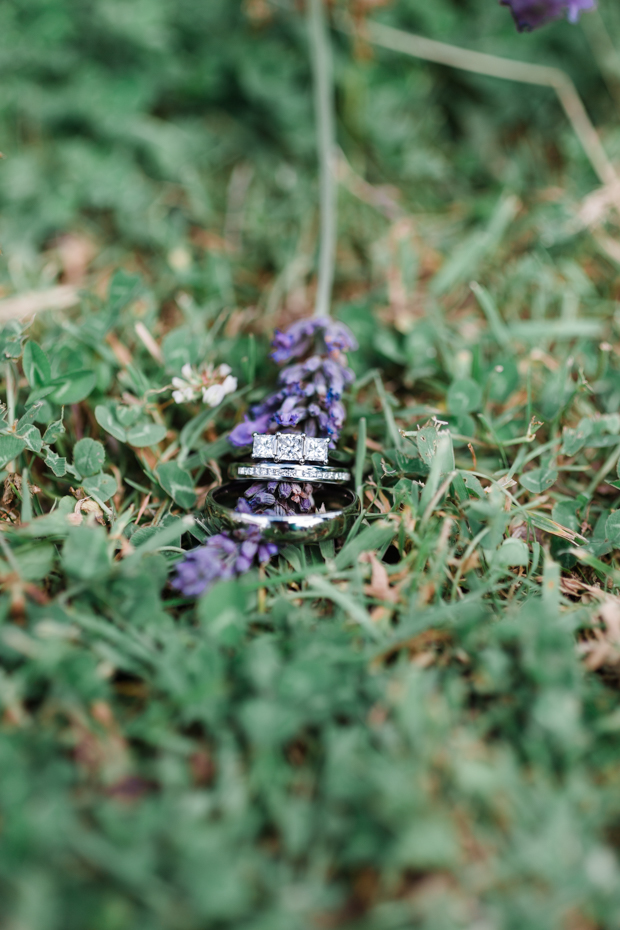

{"left": 171, "top": 374, "right": 199, "bottom": 404}
{"left": 203, "top": 383, "right": 226, "bottom": 407}
{"left": 171, "top": 362, "right": 238, "bottom": 407}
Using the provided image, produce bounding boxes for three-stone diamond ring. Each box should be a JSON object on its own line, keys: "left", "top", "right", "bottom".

{"left": 230, "top": 432, "right": 351, "bottom": 485}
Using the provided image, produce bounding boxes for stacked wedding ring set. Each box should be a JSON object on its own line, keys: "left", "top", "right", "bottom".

{"left": 232, "top": 432, "right": 350, "bottom": 484}
{"left": 204, "top": 432, "right": 359, "bottom": 542}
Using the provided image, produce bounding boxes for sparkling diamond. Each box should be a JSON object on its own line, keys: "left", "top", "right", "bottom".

{"left": 303, "top": 437, "right": 329, "bottom": 463}
{"left": 276, "top": 433, "right": 305, "bottom": 462}
{"left": 252, "top": 434, "right": 277, "bottom": 459}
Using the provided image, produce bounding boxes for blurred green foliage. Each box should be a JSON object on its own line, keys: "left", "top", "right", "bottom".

{"left": 1, "top": 1, "right": 620, "bottom": 929}
{"left": 0, "top": 0, "right": 617, "bottom": 261}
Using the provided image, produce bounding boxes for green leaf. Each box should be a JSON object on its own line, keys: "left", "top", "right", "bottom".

{"left": 126, "top": 422, "right": 167, "bottom": 448}
{"left": 0, "top": 322, "right": 25, "bottom": 359}
{"left": 21, "top": 467, "right": 32, "bottom": 524}
{"left": 129, "top": 517, "right": 187, "bottom": 555}
{"left": 3, "top": 544, "right": 55, "bottom": 582}
{"left": 95, "top": 405, "right": 127, "bottom": 443}
{"left": 116, "top": 405, "right": 143, "bottom": 428}
{"left": 82, "top": 472, "right": 117, "bottom": 502}
{"left": 493, "top": 539, "right": 529, "bottom": 569}
{"left": 561, "top": 425, "right": 590, "bottom": 457}
{"left": 22, "top": 342, "right": 51, "bottom": 388}
{"left": 0, "top": 435, "right": 26, "bottom": 468}
{"left": 520, "top": 465, "right": 558, "bottom": 494}
{"left": 49, "top": 371, "right": 97, "bottom": 405}
{"left": 416, "top": 426, "right": 439, "bottom": 467}
{"left": 16, "top": 403, "right": 44, "bottom": 431}
{"left": 45, "top": 449, "right": 67, "bottom": 477}
{"left": 157, "top": 462, "right": 195, "bottom": 509}
{"left": 334, "top": 522, "right": 395, "bottom": 571}
{"left": 447, "top": 378, "right": 482, "bottom": 415}
{"left": 18, "top": 424, "right": 42, "bottom": 454}
{"left": 162, "top": 327, "right": 201, "bottom": 370}
{"left": 62, "top": 525, "right": 110, "bottom": 581}
{"left": 73, "top": 438, "right": 106, "bottom": 477}
{"left": 43, "top": 414, "right": 65, "bottom": 445}
{"left": 108, "top": 270, "right": 142, "bottom": 315}
{"left": 198, "top": 578, "right": 248, "bottom": 629}
{"left": 605, "top": 511, "right": 620, "bottom": 547}
{"left": 461, "top": 472, "right": 485, "bottom": 499}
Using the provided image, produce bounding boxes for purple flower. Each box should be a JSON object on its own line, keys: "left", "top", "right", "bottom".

{"left": 271, "top": 319, "right": 322, "bottom": 364}
{"left": 321, "top": 318, "right": 358, "bottom": 356}
{"left": 171, "top": 533, "right": 237, "bottom": 597}
{"left": 500, "top": 0, "right": 595, "bottom": 30}
{"left": 229, "top": 412, "right": 272, "bottom": 448}
{"left": 228, "top": 317, "right": 357, "bottom": 449}
{"left": 172, "top": 526, "right": 278, "bottom": 598}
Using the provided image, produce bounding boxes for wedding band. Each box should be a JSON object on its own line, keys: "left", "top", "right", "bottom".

{"left": 202, "top": 481, "right": 360, "bottom": 543}
{"left": 230, "top": 462, "right": 350, "bottom": 484}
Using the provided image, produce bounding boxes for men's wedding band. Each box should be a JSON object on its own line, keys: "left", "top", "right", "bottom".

{"left": 202, "top": 481, "right": 360, "bottom": 543}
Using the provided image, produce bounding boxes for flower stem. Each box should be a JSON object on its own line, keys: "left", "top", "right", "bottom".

{"left": 351, "top": 18, "right": 619, "bottom": 193}
{"left": 307, "top": 0, "right": 337, "bottom": 319}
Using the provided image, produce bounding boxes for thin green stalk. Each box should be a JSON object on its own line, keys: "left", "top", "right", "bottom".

{"left": 5, "top": 362, "right": 15, "bottom": 424}
{"left": 307, "top": 0, "right": 336, "bottom": 319}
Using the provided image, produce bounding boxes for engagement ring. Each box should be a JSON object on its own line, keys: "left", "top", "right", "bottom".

{"left": 235, "top": 431, "right": 350, "bottom": 484}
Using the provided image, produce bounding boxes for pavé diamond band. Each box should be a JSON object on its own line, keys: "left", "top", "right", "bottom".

{"left": 231, "top": 462, "right": 351, "bottom": 484}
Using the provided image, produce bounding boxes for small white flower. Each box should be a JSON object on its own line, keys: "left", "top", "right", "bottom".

{"left": 171, "top": 361, "right": 238, "bottom": 406}
{"left": 203, "top": 383, "right": 226, "bottom": 407}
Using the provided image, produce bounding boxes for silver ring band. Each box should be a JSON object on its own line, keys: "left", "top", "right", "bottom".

{"left": 231, "top": 462, "right": 350, "bottom": 485}
{"left": 202, "top": 481, "right": 360, "bottom": 543}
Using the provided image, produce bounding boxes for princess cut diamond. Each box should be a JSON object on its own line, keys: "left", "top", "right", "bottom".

{"left": 252, "top": 434, "right": 277, "bottom": 459}
{"left": 276, "top": 433, "right": 305, "bottom": 462}
{"left": 303, "top": 436, "right": 329, "bottom": 463}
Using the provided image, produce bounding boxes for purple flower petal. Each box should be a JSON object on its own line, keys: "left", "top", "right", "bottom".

{"left": 239, "top": 539, "right": 259, "bottom": 560}
{"left": 229, "top": 413, "right": 272, "bottom": 447}
{"left": 322, "top": 318, "right": 358, "bottom": 355}
{"left": 249, "top": 490, "right": 276, "bottom": 507}
{"left": 172, "top": 525, "right": 280, "bottom": 598}
{"left": 500, "top": 0, "right": 595, "bottom": 30}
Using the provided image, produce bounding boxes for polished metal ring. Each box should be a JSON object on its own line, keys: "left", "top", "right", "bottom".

{"left": 231, "top": 461, "right": 350, "bottom": 485}
{"left": 203, "top": 481, "right": 360, "bottom": 543}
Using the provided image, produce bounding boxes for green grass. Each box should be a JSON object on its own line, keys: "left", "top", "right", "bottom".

{"left": 1, "top": 1, "right": 620, "bottom": 928}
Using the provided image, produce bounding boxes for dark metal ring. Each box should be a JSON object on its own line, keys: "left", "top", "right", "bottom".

{"left": 202, "top": 481, "right": 360, "bottom": 543}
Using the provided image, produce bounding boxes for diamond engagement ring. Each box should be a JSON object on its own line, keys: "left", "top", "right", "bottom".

{"left": 252, "top": 431, "right": 330, "bottom": 464}
{"left": 231, "top": 432, "right": 351, "bottom": 485}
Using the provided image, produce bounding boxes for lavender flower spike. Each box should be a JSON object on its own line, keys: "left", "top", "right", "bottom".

{"left": 228, "top": 316, "right": 357, "bottom": 449}
{"left": 500, "top": 0, "right": 595, "bottom": 30}
{"left": 172, "top": 527, "right": 278, "bottom": 598}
